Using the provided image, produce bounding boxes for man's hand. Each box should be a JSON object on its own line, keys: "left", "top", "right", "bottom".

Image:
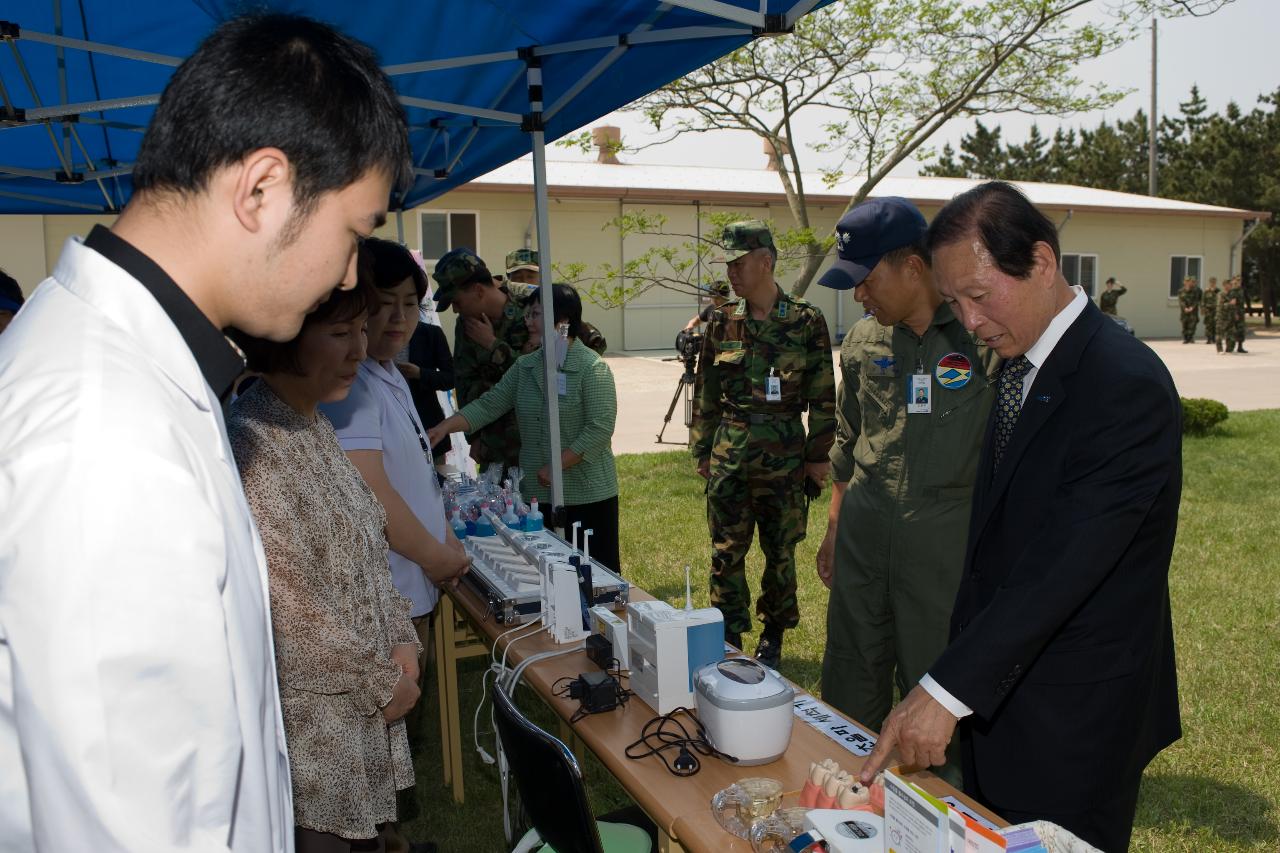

{"left": 696, "top": 458, "right": 710, "bottom": 480}
{"left": 389, "top": 643, "right": 419, "bottom": 685}
{"left": 805, "top": 460, "right": 830, "bottom": 489}
{"left": 426, "top": 423, "right": 449, "bottom": 448}
{"left": 816, "top": 531, "right": 836, "bottom": 590}
{"left": 381, "top": 671, "right": 421, "bottom": 723}
{"left": 538, "top": 464, "right": 552, "bottom": 487}
{"left": 464, "top": 315, "right": 497, "bottom": 350}
{"left": 859, "top": 684, "right": 959, "bottom": 784}
{"left": 396, "top": 361, "right": 421, "bottom": 381}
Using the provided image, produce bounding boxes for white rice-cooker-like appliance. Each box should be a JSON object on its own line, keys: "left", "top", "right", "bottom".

{"left": 694, "top": 657, "right": 794, "bottom": 766}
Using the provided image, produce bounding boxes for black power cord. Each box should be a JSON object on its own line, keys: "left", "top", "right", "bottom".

{"left": 624, "top": 707, "right": 738, "bottom": 777}
{"left": 553, "top": 670, "right": 631, "bottom": 723}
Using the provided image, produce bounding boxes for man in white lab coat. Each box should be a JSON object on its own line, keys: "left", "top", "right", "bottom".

{"left": 0, "top": 15, "right": 411, "bottom": 852}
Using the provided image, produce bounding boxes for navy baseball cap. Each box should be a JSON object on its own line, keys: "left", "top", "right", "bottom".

{"left": 818, "top": 197, "right": 928, "bottom": 290}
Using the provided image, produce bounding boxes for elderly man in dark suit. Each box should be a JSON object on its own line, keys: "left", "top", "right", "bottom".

{"left": 860, "top": 181, "right": 1181, "bottom": 852}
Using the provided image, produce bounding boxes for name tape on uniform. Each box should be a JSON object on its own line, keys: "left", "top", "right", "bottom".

{"left": 792, "top": 695, "right": 877, "bottom": 757}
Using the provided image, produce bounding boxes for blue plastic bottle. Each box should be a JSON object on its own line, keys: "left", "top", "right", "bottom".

{"left": 525, "top": 498, "right": 544, "bottom": 532}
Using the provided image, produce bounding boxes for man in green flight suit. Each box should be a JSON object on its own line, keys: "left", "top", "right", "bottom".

{"left": 1099, "top": 277, "right": 1127, "bottom": 316}
{"left": 433, "top": 248, "right": 532, "bottom": 475}
{"left": 1178, "top": 276, "right": 1202, "bottom": 344}
{"left": 691, "top": 221, "right": 836, "bottom": 669}
{"left": 1202, "top": 276, "right": 1221, "bottom": 345}
{"left": 815, "top": 198, "right": 1000, "bottom": 785}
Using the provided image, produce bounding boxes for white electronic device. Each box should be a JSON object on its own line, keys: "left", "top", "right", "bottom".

{"left": 590, "top": 605, "right": 630, "bottom": 671}
{"left": 802, "top": 810, "right": 884, "bottom": 852}
{"left": 626, "top": 600, "right": 724, "bottom": 714}
{"left": 693, "top": 657, "right": 794, "bottom": 765}
{"left": 542, "top": 558, "right": 589, "bottom": 644}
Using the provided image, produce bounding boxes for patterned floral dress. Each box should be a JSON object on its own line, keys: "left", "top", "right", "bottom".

{"left": 229, "top": 381, "right": 418, "bottom": 840}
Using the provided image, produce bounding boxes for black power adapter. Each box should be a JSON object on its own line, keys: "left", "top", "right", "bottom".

{"left": 585, "top": 633, "right": 614, "bottom": 670}
{"left": 569, "top": 671, "right": 621, "bottom": 714}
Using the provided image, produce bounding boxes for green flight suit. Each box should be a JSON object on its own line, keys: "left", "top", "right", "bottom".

{"left": 821, "top": 303, "right": 999, "bottom": 742}
{"left": 453, "top": 282, "right": 533, "bottom": 470}
{"left": 691, "top": 286, "right": 836, "bottom": 634}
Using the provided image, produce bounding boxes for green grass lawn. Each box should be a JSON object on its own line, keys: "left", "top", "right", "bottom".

{"left": 403, "top": 410, "right": 1280, "bottom": 852}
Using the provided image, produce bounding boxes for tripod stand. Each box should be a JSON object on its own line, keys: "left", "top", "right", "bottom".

{"left": 656, "top": 356, "right": 697, "bottom": 445}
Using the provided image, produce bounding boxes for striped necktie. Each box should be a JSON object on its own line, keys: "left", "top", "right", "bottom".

{"left": 993, "top": 355, "right": 1033, "bottom": 473}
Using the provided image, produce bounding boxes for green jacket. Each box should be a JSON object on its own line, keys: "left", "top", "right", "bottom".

{"left": 460, "top": 339, "right": 617, "bottom": 506}
{"left": 830, "top": 304, "right": 1000, "bottom": 574}
{"left": 690, "top": 286, "right": 836, "bottom": 464}
{"left": 452, "top": 283, "right": 533, "bottom": 468}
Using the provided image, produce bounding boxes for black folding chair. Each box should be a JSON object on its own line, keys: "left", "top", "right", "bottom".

{"left": 490, "top": 682, "right": 654, "bottom": 853}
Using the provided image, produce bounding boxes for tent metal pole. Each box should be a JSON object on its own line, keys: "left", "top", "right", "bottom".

{"left": 18, "top": 29, "right": 182, "bottom": 66}
{"left": 528, "top": 62, "right": 565, "bottom": 524}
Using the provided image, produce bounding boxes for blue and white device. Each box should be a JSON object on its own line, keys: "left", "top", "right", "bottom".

{"left": 626, "top": 600, "right": 724, "bottom": 714}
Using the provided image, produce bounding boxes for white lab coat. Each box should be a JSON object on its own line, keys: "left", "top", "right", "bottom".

{"left": 0, "top": 238, "right": 293, "bottom": 851}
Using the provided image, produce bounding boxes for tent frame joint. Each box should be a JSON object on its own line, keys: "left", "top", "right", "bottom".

{"left": 54, "top": 170, "right": 84, "bottom": 183}
{"left": 521, "top": 111, "right": 544, "bottom": 133}
{"left": 0, "top": 21, "right": 19, "bottom": 40}
{"left": 753, "top": 14, "right": 792, "bottom": 35}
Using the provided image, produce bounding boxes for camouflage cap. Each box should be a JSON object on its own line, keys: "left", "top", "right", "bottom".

{"left": 505, "top": 248, "right": 540, "bottom": 275}
{"left": 432, "top": 247, "right": 490, "bottom": 309}
{"left": 715, "top": 220, "right": 775, "bottom": 263}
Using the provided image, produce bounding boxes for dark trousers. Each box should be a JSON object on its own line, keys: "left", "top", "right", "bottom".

{"left": 563, "top": 495, "right": 621, "bottom": 574}
{"left": 962, "top": 736, "right": 1144, "bottom": 853}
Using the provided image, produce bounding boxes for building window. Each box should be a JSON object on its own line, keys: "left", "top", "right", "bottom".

{"left": 419, "top": 210, "right": 478, "bottom": 262}
{"left": 1169, "top": 255, "right": 1203, "bottom": 298}
{"left": 1061, "top": 254, "right": 1098, "bottom": 298}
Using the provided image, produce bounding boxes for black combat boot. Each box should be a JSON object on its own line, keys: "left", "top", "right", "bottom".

{"left": 755, "top": 625, "right": 784, "bottom": 670}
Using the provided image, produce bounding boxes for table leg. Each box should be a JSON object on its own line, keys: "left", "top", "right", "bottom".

{"left": 658, "top": 827, "right": 685, "bottom": 853}
{"left": 433, "top": 604, "right": 452, "bottom": 790}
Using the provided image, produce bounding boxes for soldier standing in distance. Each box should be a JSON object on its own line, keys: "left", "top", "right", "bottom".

{"left": 814, "top": 198, "right": 1000, "bottom": 787}
{"left": 1178, "top": 276, "right": 1202, "bottom": 344}
{"left": 691, "top": 221, "right": 836, "bottom": 669}
{"left": 1099, "top": 277, "right": 1127, "bottom": 316}
{"left": 1220, "top": 276, "right": 1248, "bottom": 354}
{"left": 433, "top": 248, "right": 532, "bottom": 476}
{"left": 1202, "top": 277, "right": 1221, "bottom": 345}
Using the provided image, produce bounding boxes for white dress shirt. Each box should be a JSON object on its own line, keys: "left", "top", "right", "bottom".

{"left": 0, "top": 236, "right": 293, "bottom": 851}
{"left": 920, "top": 285, "right": 1088, "bottom": 719}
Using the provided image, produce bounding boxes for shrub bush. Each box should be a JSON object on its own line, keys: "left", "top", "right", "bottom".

{"left": 1181, "top": 397, "right": 1229, "bottom": 436}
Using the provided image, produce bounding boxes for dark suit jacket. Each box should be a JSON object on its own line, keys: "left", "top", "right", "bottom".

{"left": 930, "top": 300, "right": 1182, "bottom": 814}
{"left": 406, "top": 321, "right": 455, "bottom": 457}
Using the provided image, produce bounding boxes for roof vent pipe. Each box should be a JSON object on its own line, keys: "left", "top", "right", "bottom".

{"left": 592, "top": 125, "right": 622, "bottom": 164}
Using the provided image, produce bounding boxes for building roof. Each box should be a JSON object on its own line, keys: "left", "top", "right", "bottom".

{"left": 466, "top": 157, "right": 1269, "bottom": 220}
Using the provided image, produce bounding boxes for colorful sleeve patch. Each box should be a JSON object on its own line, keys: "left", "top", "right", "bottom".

{"left": 935, "top": 352, "right": 972, "bottom": 389}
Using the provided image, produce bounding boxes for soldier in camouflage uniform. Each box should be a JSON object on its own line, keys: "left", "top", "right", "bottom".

{"left": 1220, "top": 276, "right": 1248, "bottom": 354}
{"left": 1099, "top": 277, "right": 1127, "bottom": 316}
{"left": 813, "top": 199, "right": 999, "bottom": 785}
{"left": 433, "top": 248, "right": 532, "bottom": 475}
{"left": 1178, "top": 277, "right": 1202, "bottom": 343}
{"left": 691, "top": 221, "right": 836, "bottom": 669}
{"left": 506, "top": 247, "right": 609, "bottom": 356}
{"left": 1202, "top": 277, "right": 1221, "bottom": 345}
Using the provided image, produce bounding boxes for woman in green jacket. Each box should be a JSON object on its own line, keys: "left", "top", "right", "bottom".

{"left": 429, "top": 284, "right": 621, "bottom": 571}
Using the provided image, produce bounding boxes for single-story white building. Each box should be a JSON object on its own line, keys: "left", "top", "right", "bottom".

{"left": 2, "top": 145, "right": 1265, "bottom": 349}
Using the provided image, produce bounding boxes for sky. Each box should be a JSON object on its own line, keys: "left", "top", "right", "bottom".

{"left": 553, "top": 0, "right": 1278, "bottom": 178}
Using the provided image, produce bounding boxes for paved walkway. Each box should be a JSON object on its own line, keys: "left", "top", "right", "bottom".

{"left": 604, "top": 325, "right": 1280, "bottom": 456}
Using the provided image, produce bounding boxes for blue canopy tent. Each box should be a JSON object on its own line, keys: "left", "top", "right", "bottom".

{"left": 0, "top": 0, "right": 831, "bottom": 514}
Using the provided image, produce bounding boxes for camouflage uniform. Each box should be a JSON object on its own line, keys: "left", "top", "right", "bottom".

{"left": 1202, "top": 284, "right": 1220, "bottom": 344}
{"left": 1220, "top": 281, "right": 1247, "bottom": 352}
{"left": 1099, "top": 285, "right": 1127, "bottom": 316}
{"left": 1178, "top": 283, "right": 1202, "bottom": 343}
{"left": 432, "top": 249, "right": 533, "bottom": 471}
{"left": 691, "top": 232, "right": 836, "bottom": 635}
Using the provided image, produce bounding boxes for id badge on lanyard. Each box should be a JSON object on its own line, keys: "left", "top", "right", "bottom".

{"left": 766, "top": 366, "right": 782, "bottom": 402}
{"left": 908, "top": 360, "right": 931, "bottom": 414}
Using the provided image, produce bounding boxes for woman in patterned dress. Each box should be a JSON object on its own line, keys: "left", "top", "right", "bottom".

{"left": 228, "top": 275, "right": 421, "bottom": 853}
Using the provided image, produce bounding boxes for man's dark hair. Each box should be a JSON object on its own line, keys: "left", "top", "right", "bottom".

{"left": 133, "top": 14, "right": 411, "bottom": 216}
{"left": 230, "top": 275, "right": 377, "bottom": 376}
{"left": 926, "top": 181, "right": 1059, "bottom": 278}
{"left": 0, "top": 269, "right": 22, "bottom": 306}
{"left": 363, "top": 238, "right": 427, "bottom": 300}
{"left": 882, "top": 242, "right": 931, "bottom": 269}
{"left": 525, "top": 284, "right": 584, "bottom": 340}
